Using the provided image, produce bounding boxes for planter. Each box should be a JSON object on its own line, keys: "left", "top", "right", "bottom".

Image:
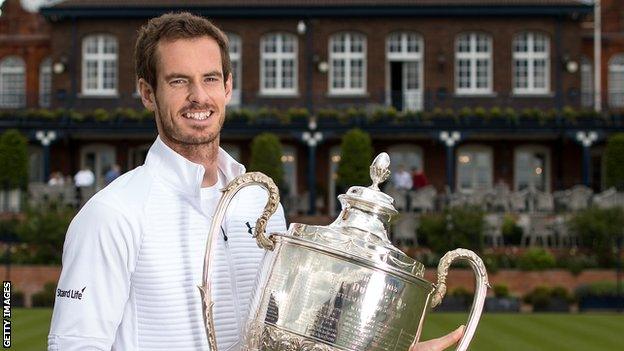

{"left": 578, "top": 296, "right": 624, "bottom": 311}
{"left": 435, "top": 296, "right": 470, "bottom": 312}
{"left": 532, "top": 297, "right": 571, "bottom": 312}
{"left": 485, "top": 297, "right": 520, "bottom": 312}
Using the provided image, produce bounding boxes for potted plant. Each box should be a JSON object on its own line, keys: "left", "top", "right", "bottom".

{"left": 485, "top": 284, "right": 520, "bottom": 312}
{"left": 524, "top": 286, "right": 573, "bottom": 312}
{"left": 576, "top": 281, "right": 624, "bottom": 311}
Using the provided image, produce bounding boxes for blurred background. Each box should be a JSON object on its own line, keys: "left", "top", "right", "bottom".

{"left": 0, "top": 0, "right": 622, "bottom": 350}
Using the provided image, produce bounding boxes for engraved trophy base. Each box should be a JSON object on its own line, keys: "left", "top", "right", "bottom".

{"left": 245, "top": 322, "right": 337, "bottom": 351}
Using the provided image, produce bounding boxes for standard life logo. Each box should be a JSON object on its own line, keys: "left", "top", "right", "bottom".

{"left": 57, "top": 287, "right": 86, "bottom": 300}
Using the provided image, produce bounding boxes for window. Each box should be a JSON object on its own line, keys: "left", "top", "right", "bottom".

{"left": 513, "top": 32, "right": 550, "bottom": 94}
{"left": 81, "top": 144, "right": 116, "bottom": 191}
{"left": 329, "top": 32, "right": 366, "bottom": 94}
{"left": 386, "top": 32, "right": 423, "bottom": 111}
{"left": 515, "top": 146, "right": 550, "bottom": 192}
{"left": 29, "top": 146, "right": 44, "bottom": 183}
{"left": 127, "top": 144, "right": 151, "bottom": 170}
{"left": 0, "top": 56, "right": 26, "bottom": 108}
{"left": 82, "top": 34, "right": 118, "bottom": 95}
{"left": 260, "top": 32, "right": 297, "bottom": 95}
{"left": 581, "top": 56, "right": 594, "bottom": 108}
{"left": 227, "top": 33, "right": 242, "bottom": 105}
{"left": 608, "top": 54, "right": 624, "bottom": 108}
{"left": 39, "top": 57, "right": 52, "bottom": 107}
{"left": 387, "top": 144, "right": 424, "bottom": 176}
{"left": 455, "top": 33, "right": 492, "bottom": 94}
{"left": 281, "top": 145, "right": 297, "bottom": 197}
{"left": 456, "top": 145, "right": 493, "bottom": 192}
{"left": 328, "top": 146, "right": 341, "bottom": 216}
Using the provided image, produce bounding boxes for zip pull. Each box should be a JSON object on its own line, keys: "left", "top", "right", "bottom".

{"left": 220, "top": 226, "right": 228, "bottom": 241}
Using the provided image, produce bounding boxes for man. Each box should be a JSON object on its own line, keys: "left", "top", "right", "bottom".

{"left": 48, "top": 12, "right": 462, "bottom": 351}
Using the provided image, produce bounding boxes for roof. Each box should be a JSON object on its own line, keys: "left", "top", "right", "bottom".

{"left": 41, "top": 0, "right": 593, "bottom": 19}
{"left": 48, "top": 0, "right": 590, "bottom": 7}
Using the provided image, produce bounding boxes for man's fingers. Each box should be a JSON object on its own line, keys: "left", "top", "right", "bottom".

{"left": 411, "top": 325, "right": 465, "bottom": 351}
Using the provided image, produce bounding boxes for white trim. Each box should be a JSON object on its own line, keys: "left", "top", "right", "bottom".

{"left": 387, "top": 144, "right": 424, "bottom": 172}
{"left": 81, "top": 34, "right": 118, "bottom": 96}
{"left": 581, "top": 56, "right": 594, "bottom": 108}
{"left": 329, "top": 32, "right": 367, "bottom": 95}
{"left": 608, "top": 54, "right": 624, "bottom": 108}
{"left": 455, "top": 32, "right": 493, "bottom": 95}
{"left": 512, "top": 32, "right": 550, "bottom": 95}
{"left": 386, "top": 32, "right": 424, "bottom": 111}
{"left": 514, "top": 145, "right": 551, "bottom": 192}
{"left": 227, "top": 33, "right": 242, "bottom": 106}
{"left": 39, "top": 57, "right": 52, "bottom": 108}
{"left": 260, "top": 32, "right": 298, "bottom": 96}
{"left": 0, "top": 56, "right": 26, "bottom": 108}
{"left": 456, "top": 144, "right": 493, "bottom": 193}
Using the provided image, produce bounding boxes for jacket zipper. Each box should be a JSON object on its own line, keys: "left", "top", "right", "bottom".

{"left": 222, "top": 225, "right": 243, "bottom": 339}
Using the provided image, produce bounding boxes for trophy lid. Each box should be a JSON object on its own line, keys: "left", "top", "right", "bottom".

{"left": 285, "top": 152, "right": 425, "bottom": 278}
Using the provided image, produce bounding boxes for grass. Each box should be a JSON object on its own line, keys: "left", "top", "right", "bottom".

{"left": 9, "top": 308, "right": 624, "bottom": 350}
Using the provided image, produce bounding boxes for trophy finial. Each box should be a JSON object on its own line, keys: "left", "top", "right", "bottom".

{"left": 369, "top": 153, "right": 391, "bottom": 190}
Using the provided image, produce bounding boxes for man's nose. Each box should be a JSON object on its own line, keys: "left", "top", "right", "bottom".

{"left": 188, "top": 82, "right": 210, "bottom": 104}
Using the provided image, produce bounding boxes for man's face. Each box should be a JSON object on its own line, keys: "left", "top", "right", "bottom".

{"left": 139, "top": 36, "right": 232, "bottom": 146}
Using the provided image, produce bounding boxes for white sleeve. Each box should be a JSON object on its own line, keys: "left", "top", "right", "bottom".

{"left": 48, "top": 199, "right": 139, "bottom": 351}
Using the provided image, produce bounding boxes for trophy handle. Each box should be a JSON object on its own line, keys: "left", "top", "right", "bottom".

{"left": 198, "top": 172, "right": 280, "bottom": 351}
{"left": 430, "top": 248, "right": 490, "bottom": 351}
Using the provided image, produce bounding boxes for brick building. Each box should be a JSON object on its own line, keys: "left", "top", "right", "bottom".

{"left": 3, "top": 0, "right": 623, "bottom": 216}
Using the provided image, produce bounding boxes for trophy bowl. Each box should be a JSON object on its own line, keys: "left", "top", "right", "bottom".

{"left": 200, "top": 153, "right": 489, "bottom": 351}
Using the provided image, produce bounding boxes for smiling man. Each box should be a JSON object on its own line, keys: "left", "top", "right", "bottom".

{"left": 47, "top": 12, "right": 462, "bottom": 351}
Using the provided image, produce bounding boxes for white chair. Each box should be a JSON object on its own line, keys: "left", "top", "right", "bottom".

{"left": 521, "top": 214, "right": 554, "bottom": 247}
{"left": 568, "top": 185, "right": 593, "bottom": 211}
{"left": 409, "top": 185, "right": 437, "bottom": 213}
{"left": 552, "top": 215, "right": 577, "bottom": 248}
{"left": 510, "top": 190, "right": 528, "bottom": 212}
{"left": 593, "top": 187, "right": 618, "bottom": 209}
{"left": 535, "top": 191, "right": 554, "bottom": 212}
{"left": 391, "top": 214, "right": 419, "bottom": 246}
{"left": 484, "top": 213, "right": 504, "bottom": 247}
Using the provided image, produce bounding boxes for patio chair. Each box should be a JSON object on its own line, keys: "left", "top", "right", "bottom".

{"left": 484, "top": 213, "right": 504, "bottom": 247}
{"left": 391, "top": 213, "right": 419, "bottom": 246}
{"left": 593, "top": 187, "right": 618, "bottom": 209}
{"left": 510, "top": 189, "right": 529, "bottom": 212}
{"left": 521, "top": 214, "right": 555, "bottom": 247}
{"left": 535, "top": 191, "right": 554, "bottom": 212}
{"left": 409, "top": 185, "right": 436, "bottom": 213}
{"left": 568, "top": 185, "right": 593, "bottom": 211}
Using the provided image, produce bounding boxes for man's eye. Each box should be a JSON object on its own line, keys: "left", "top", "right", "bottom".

{"left": 206, "top": 77, "right": 219, "bottom": 83}
{"left": 170, "top": 79, "right": 186, "bottom": 85}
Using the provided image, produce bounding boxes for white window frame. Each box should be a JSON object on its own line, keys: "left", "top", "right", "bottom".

{"left": 386, "top": 32, "right": 424, "bottom": 111}
{"left": 387, "top": 144, "right": 424, "bottom": 175}
{"left": 80, "top": 144, "right": 116, "bottom": 191}
{"left": 328, "top": 146, "right": 341, "bottom": 216}
{"left": 28, "top": 145, "right": 45, "bottom": 183}
{"left": 260, "top": 32, "right": 298, "bottom": 96}
{"left": 456, "top": 145, "right": 493, "bottom": 193}
{"left": 608, "top": 54, "right": 624, "bottom": 108}
{"left": 227, "top": 33, "right": 242, "bottom": 106}
{"left": 82, "top": 34, "right": 118, "bottom": 96}
{"left": 514, "top": 145, "right": 551, "bottom": 192}
{"left": 39, "top": 57, "right": 52, "bottom": 108}
{"left": 0, "top": 56, "right": 26, "bottom": 108}
{"left": 512, "top": 32, "right": 550, "bottom": 95}
{"left": 581, "top": 56, "right": 594, "bottom": 108}
{"left": 455, "top": 32, "right": 493, "bottom": 95}
{"left": 329, "top": 32, "right": 367, "bottom": 95}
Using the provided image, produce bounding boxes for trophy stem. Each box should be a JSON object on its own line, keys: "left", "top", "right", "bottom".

{"left": 199, "top": 172, "right": 280, "bottom": 350}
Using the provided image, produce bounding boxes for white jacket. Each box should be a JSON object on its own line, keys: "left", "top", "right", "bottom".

{"left": 48, "top": 136, "right": 287, "bottom": 350}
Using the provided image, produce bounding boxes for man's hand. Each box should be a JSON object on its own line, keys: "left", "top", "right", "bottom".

{"left": 409, "top": 325, "right": 465, "bottom": 351}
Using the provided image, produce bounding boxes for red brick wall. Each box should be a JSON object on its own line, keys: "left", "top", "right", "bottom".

{"left": 3, "top": 265, "right": 617, "bottom": 307}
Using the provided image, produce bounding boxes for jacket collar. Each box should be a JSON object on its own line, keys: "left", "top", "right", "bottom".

{"left": 144, "top": 135, "right": 245, "bottom": 200}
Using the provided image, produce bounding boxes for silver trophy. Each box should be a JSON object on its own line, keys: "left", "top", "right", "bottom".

{"left": 200, "top": 153, "right": 489, "bottom": 351}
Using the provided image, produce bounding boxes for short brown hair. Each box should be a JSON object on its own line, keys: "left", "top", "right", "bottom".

{"left": 134, "top": 12, "right": 231, "bottom": 91}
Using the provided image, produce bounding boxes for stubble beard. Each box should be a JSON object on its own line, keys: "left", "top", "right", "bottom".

{"left": 154, "top": 96, "right": 224, "bottom": 148}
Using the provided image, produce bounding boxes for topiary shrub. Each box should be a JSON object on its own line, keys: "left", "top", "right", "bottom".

{"left": 604, "top": 133, "right": 624, "bottom": 190}
{"left": 336, "top": 129, "right": 373, "bottom": 190}
{"left": 419, "top": 206, "right": 484, "bottom": 254}
{"left": 31, "top": 282, "right": 57, "bottom": 307}
{"left": 518, "top": 248, "right": 556, "bottom": 271}
{"left": 0, "top": 129, "right": 28, "bottom": 190}
{"left": 493, "top": 284, "right": 510, "bottom": 298}
{"left": 249, "top": 133, "right": 284, "bottom": 189}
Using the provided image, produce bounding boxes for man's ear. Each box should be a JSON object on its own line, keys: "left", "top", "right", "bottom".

{"left": 137, "top": 78, "right": 156, "bottom": 111}
{"left": 224, "top": 72, "right": 233, "bottom": 105}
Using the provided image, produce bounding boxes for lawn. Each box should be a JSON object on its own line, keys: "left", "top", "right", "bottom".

{"left": 10, "top": 308, "right": 624, "bottom": 350}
